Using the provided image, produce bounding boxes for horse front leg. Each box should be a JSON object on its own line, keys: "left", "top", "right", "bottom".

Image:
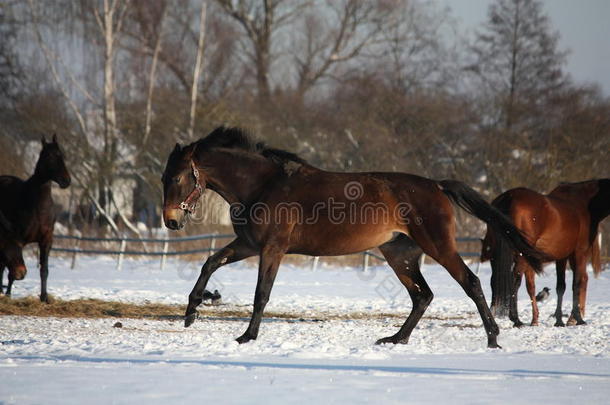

{"left": 508, "top": 269, "right": 524, "bottom": 328}
{"left": 39, "top": 238, "right": 52, "bottom": 303}
{"left": 567, "top": 255, "right": 588, "bottom": 326}
{"left": 184, "top": 238, "right": 255, "bottom": 327}
{"left": 236, "top": 244, "right": 285, "bottom": 344}
{"left": 0, "top": 263, "right": 5, "bottom": 294}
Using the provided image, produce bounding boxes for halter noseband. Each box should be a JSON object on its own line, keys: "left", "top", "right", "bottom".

{"left": 176, "top": 161, "right": 204, "bottom": 214}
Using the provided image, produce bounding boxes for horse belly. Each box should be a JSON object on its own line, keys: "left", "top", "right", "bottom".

{"left": 289, "top": 223, "right": 397, "bottom": 256}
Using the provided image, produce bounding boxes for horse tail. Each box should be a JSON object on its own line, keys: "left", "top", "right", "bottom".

{"left": 438, "top": 180, "right": 546, "bottom": 271}
{"left": 591, "top": 234, "right": 602, "bottom": 278}
{"left": 486, "top": 193, "right": 517, "bottom": 318}
{"left": 489, "top": 226, "right": 515, "bottom": 317}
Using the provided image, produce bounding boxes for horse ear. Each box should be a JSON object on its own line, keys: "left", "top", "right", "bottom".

{"left": 173, "top": 143, "right": 181, "bottom": 152}
{"left": 52, "top": 133, "right": 58, "bottom": 143}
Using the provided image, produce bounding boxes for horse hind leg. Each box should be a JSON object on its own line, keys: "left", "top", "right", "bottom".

{"left": 438, "top": 253, "right": 501, "bottom": 348}
{"left": 554, "top": 259, "right": 567, "bottom": 327}
{"left": 376, "top": 235, "right": 431, "bottom": 345}
{"left": 408, "top": 214, "right": 499, "bottom": 348}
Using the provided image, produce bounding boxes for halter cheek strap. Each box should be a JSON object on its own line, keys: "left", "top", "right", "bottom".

{"left": 176, "top": 162, "right": 204, "bottom": 213}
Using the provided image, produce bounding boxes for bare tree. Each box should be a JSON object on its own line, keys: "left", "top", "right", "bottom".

{"left": 215, "top": 0, "right": 305, "bottom": 102}
{"left": 377, "top": 0, "right": 457, "bottom": 93}
{"left": 188, "top": 0, "right": 207, "bottom": 139}
{"left": 139, "top": 1, "right": 167, "bottom": 146}
{"left": 289, "top": 0, "right": 395, "bottom": 102}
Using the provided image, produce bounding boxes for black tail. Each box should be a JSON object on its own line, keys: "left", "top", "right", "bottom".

{"left": 438, "top": 180, "right": 545, "bottom": 271}
{"left": 486, "top": 192, "right": 517, "bottom": 318}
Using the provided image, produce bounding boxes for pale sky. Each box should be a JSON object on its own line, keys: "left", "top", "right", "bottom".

{"left": 437, "top": 0, "right": 610, "bottom": 95}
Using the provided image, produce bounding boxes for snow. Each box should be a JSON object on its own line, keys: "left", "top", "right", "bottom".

{"left": 2, "top": 255, "right": 610, "bottom": 404}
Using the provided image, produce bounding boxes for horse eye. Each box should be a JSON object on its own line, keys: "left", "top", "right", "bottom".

{"left": 174, "top": 177, "right": 181, "bottom": 184}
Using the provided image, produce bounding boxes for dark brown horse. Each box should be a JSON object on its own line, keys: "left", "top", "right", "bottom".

{"left": 0, "top": 135, "right": 71, "bottom": 301}
{"left": 482, "top": 179, "right": 609, "bottom": 327}
{"left": 162, "top": 127, "right": 544, "bottom": 348}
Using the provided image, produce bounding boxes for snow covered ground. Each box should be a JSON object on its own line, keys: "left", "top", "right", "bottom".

{"left": 1, "top": 254, "right": 610, "bottom": 404}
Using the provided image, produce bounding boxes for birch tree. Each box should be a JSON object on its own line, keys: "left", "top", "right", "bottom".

{"left": 188, "top": 0, "right": 207, "bottom": 139}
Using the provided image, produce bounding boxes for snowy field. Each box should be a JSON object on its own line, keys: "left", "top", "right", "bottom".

{"left": 1, "top": 254, "right": 610, "bottom": 404}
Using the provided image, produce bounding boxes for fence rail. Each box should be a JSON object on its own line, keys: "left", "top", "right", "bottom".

{"left": 50, "top": 233, "right": 483, "bottom": 271}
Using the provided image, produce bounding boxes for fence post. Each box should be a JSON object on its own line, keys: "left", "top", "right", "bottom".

{"left": 160, "top": 241, "right": 169, "bottom": 270}
{"left": 362, "top": 251, "right": 369, "bottom": 272}
{"left": 311, "top": 256, "right": 319, "bottom": 272}
{"left": 70, "top": 250, "right": 78, "bottom": 270}
{"left": 117, "top": 239, "right": 126, "bottom": 270}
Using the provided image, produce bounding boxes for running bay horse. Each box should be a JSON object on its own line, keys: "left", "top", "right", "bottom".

{"left": 162, "top": 127, "right": 544, "bottom": 348}
{"left": 482, "top": 180, "right": 609, "bottom": 327}
{"left": 0, "top": 135, "right": 71, "bottom": 302}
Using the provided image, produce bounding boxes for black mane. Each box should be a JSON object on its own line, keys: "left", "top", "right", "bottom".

{"left": 198, "top": 126, "right": 254, "bottom": 151}
{"left": 197, "top": 126, "right": 307, "bottom": 165}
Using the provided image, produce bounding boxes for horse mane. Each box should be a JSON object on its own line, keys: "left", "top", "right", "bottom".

{"left": 196, "top": 126, "right": 308, "bottom": 166}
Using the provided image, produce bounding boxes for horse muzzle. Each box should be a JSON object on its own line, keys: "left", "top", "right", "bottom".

{"left": 59, "top": 174, "right": 71, "bottom": 189}
{"left": 13, "top": 264, "right": 27, "bottom": 280}
{"left": 163, "top": 208, "right": 186, "bottom": 230}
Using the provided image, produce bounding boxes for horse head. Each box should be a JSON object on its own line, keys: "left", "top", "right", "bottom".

{"left": 161, "top": 143, "right": 205, "bottom": 230}
{"left": 38, "top": 134, "right": 71, "bottom": 189}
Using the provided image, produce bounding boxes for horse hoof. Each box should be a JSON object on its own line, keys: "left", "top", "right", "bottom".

{"left": 488, "top": 342, "right": 502, "bottom": 349}
{"left": 375, "top": 337, "right": 394, "bottom": 345}
{"left": 576, "top": 320, "right": 587, "bottom": 326}
{"left": 530, "top": 322, "right": 539, "bottom": 327}
{"left": 554, "top": 321, "right": 565, "bottom": 327}
{"left": 375, "top": 336, "right": 408, "bottom": 345}
{"left": 512, "top": 321, "right": 524, "bottom": 328}
{"left": 40, "top": 295, "right": 49, "bottom": 304}
{"left": 184, "top": 312, "right": 198, "bottom": 328}
{"left": 236, "top": 333, "right": 255, "bottom": 344}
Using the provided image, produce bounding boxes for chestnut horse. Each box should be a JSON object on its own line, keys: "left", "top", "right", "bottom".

{"left": 482, "top": 179, "right": 609, "bottom": 327}
{"left": 0, "top": 135, "right": 71, "bottom": 301}
{"left": 162, "top": 127, "right": 543, "bottom": 348}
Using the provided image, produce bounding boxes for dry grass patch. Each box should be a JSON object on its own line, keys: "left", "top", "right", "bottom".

{"left": 0, "top": 295, "right": 474, "bottom": 323}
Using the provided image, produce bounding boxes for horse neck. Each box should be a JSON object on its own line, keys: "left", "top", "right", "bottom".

{"left": 25, "top": 163, "right": 53, "bottom": 198}
{"left": 197, "top": 150, "right": 281, "bottom": 205}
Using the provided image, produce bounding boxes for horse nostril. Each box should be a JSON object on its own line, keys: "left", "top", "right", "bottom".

{"left": 167, "top": 219, "right": 178, "bottom": 229}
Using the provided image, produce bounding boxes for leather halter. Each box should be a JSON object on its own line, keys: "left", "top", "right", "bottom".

{"left": 175, "top": 161, "right": 204, "bottom": 213}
